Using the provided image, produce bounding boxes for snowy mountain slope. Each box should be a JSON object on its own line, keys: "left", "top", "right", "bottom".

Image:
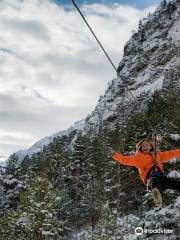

{"left": 121, "top": 193, "right": 180, "bottom": 239}
{"left": 84, "top": 1, "right": 180, "bottom": 131}
{"left": 73, "top": 191, "right": 180, "bottom": 239}
{"left": 15, "top": 119, "right": 85, "bottom": 161}
{"left": 11, "top": 1, "right": 180, "bottom": 162}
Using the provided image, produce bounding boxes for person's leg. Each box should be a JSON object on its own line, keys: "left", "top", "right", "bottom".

{"left": 149, "top": 176, "right": 163, "bottom": 192}
{"left": 148, "top": 176, "right": 163, "bottom": 207}
{"left": 162, "top": 176, "right": 180, "bottom": 191}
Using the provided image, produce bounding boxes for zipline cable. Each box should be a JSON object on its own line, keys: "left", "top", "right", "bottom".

{"left": 69, "top": 3, "right": 162, "bottom": 219}
{"left": 71, "top": 0, "right": 117, "bottom": 73}
{"left": 69, "top": 2, "right": 178, "bottom": 232}
{"left": 70, "top": 0, "right": 157, "bottom": 136}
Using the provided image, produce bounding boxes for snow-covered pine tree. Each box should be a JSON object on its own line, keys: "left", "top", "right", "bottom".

{"left": 0, "top": 174, "right": 67, "bottom": 240}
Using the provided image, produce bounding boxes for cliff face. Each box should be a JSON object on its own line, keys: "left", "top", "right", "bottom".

{"left": 14, "top": 0, "right": 180, "bottom": 159}
{"left": 85, "top": 0, "right": 180, "bottom": 133}
{"left": 0, "top": 1, "right": 180, "bottom": 239}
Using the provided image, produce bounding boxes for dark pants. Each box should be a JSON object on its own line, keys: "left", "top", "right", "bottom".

{"left": 149, "top": 175, "right": 180, "bottom": 192}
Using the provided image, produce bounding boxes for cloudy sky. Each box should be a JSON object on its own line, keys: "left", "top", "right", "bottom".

{"left": 0, "top": 0, "right": 159, "bottom": 161}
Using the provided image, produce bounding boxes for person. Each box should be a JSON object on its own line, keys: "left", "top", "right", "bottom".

{"left": 112, "top": 139, "right": 180, "bottom": 207}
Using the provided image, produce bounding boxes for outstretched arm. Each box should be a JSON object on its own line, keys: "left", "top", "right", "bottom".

{"left": 112, "top": 152, "right": 138, "bottom": 167}
{"left": 159, "top": 149, "right": 180, "bottom": 163}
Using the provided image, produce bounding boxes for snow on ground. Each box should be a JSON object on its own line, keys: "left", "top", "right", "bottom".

{"left": 168, "top": 5, "right": 180, "bottom": 45}
{"left": 167, "top": 170, "right": 180, "bottom": 178}
{"left": 71, "top": 227, "right": 92, "bottom": 240}
{"left": 170, "top": 134, "right": 180, "bottom": 140}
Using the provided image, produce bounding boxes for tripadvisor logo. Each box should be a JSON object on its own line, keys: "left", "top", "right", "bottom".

{"left": 135, "top": 227, "right": 143, "bottom": 236}
{"left": 135, "top": 227, "right": 174, "bottom": 235}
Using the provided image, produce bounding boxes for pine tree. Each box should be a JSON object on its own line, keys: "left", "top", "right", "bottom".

{"left": 0, "top": 174, "right": 67, "bottom": 240}
{"left": 80, "top": 202, "right": 121, "bottom": 240}
{"left": 6, "top": 153, "right": 20, "bottom": 177}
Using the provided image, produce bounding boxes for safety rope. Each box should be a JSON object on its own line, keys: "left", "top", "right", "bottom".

{"left": 70, "top": 1, "right": 160, "bottom": 226}
{"left": 69, "top": 0, "right": 178, "bottom": 233}
{"left": 70, "top": 3, "right": 160, "bottom": 213}
{"left": 70, "top": 0, "right": 156, "bottom": 137}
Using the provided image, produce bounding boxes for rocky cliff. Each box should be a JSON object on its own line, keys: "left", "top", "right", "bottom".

{"left": 0, "top": 1, "right": 180, "bottom": 239}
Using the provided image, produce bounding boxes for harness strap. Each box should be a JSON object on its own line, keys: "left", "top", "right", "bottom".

{"left": 146, "top": 153, "right": 160, "bottom": 185}
{"left": 151, "top": 152, "right": 158, "bottom": 166}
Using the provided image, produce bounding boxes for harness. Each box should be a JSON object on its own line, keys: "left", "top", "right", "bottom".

{"left": 149, "top": 153, "right": 163, "bottom": 176}
{"left": 146, "top": 152, "right": 164, "bottom": 189}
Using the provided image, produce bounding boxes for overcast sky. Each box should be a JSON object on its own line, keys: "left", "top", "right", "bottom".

{"left": 0, "top": 0, "right": 159, "bottom": 161}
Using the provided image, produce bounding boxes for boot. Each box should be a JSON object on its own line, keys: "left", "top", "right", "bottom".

{"left": 151, "top": 187, "right": 162, "bottom": 207}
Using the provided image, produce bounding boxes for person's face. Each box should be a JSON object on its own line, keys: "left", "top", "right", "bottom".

{"left": 141, "top": 141, "right": 151, "bottom": 153}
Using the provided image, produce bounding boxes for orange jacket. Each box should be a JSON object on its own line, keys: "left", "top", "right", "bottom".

{"left": 112, "top": 149, "right": 180, "bottom": 185}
